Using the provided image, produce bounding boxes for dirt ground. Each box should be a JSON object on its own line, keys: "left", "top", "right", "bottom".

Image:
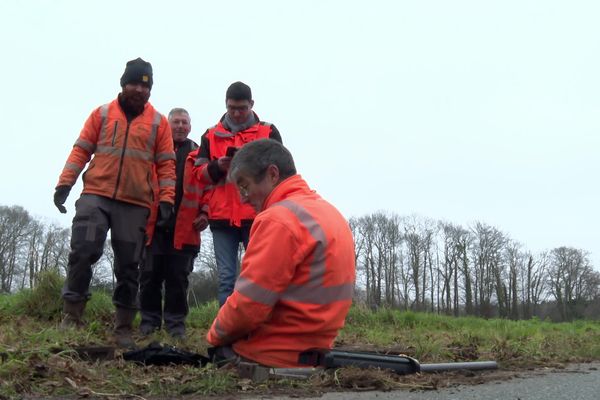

{"left": 11, "top": 339, "right": 593, "bottom": 400}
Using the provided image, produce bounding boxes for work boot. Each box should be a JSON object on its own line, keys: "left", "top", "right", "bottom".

{"left": 114, "top": 307, "right": 137, "bottom": 349}
{"left": 139, "top": 324, "right": 159, "bottom": 337}
{"left": 60, "top": 300, "right": 86, "bottom": 330}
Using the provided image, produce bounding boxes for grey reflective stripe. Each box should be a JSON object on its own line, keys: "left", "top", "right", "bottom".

{"left": 214, "top": 318, "right": 233, "bottom": 342}
{"left": 180, "top": 197, "right": 198, "bottom": 209}
{"left": 146, "top": 111, "right": 161, "bottom": 151}
{"left": 125, "top": 148, "right": 153, "bottom": 161}
{"left": 159, "top": 179, "right": 175, "bottom": 187}
{"left": 215, "top": 130, "right": 235, "bottom": 138}
{"left": 283, "top": 282, "right": 354, "bottom": 304}
{"left": 64, "top": 162, "right": 82, "bottom": 174}
{"left": 95, "top": 146, "right": 121, "bottom": 157}
{"left": 276, "top": 199, "right": 353, "bottom": 304}
{"left": 195, "top": 157, "right": 209, "bottom": 167}
{"left": 155, "top": 152, "right": 176, "bottom": 162}
{"left": 74, "top": 138, "right": 96, "bottom": 153}
{"left": 260, "top": 121, "right": 272, "bottom": 127}
{"left": 276, "top": 200, "right": 327, "bottom": 281}
{"left": 184, "top": 184, "right": 204, "bottom": 195}
{"left": 96, "top": 146, "right": 153, "bottom": 161}
{"left": 235, "top": 276, "right": 279, "bottom": 306}
{"left": 97, "top": 104, "right": 110, "bottom": 143}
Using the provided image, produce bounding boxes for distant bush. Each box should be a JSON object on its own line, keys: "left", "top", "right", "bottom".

{"left": 5, "top": 271, "right": 114, "bottom": 325}
{"left": 12, "top": 270, "right": 63, "bottom": 320}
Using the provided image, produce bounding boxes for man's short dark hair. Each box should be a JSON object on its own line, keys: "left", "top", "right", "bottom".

{"left": 229, "top": 139, "right": 296, "bottom": 183}
{"left": 226, "top": 81, "right": 252, "bottom": 101}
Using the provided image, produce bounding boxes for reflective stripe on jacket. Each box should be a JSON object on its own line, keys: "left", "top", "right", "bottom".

{"left": 206, "top": 175, "right": 356, "bottom": 367}
{"left": 57, "top": 98, "right": 176, "bottom": 209}
{"left": 146, "top": 147, "right": 207, "bottom": 250}
{"left": 193, "top": 119, "right": 273, "bottom": 226}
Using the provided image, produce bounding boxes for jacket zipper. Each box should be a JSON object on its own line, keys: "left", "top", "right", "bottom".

{"left": 112, "top": 121, "right": 130, "bottom": 199}
{"left": 111, "top": 121, "right": 118, "bottom": 146}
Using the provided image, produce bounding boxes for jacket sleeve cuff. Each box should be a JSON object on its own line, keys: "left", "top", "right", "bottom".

{"left": 206, "top": 328, "right": 224, "bottom": 346}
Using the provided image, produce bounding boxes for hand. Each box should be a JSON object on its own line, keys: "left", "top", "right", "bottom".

{"left": 217, "top": 156, "right": 232, "bottom": 173}
{"left": 193, "top": 213, "right": 209, "bottom": 231}
{"left": 53, "top": 185, "right": 71, "bottom": 214}
{"left": 156, "top": 202, "right": 174, "bottom": 229}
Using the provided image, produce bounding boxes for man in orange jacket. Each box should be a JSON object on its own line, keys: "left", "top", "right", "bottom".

{"left": 53, "top": 58, "right": 176, "bottom": 348}
{"left": 206, "top": 139, "right": 355, "bottom": 367}
{"left": 140, "top": 108, "right": 208, "bottom": 339}
{"left": 192, "top": 82, "right": 282, "bottom": 306}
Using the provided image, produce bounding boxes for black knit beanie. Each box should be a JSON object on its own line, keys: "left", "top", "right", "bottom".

{"left": 226, "top": 81, "right": 252, "bottom": 101}
{"left": 120, "top": 57, "right": 153, "bottom": 89}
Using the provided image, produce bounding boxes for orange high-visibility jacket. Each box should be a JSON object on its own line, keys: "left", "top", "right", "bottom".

{"left": 192, "top": 118, "right": 274, "bottom": 227}
{"left": 206, "top": 175, "right": 356, "bottom": 367}
{"left": 57, "top": 99, "right": 176, "bottom": 209}
{"left": 146, "top": 147, "right": 208, "bottom": 250}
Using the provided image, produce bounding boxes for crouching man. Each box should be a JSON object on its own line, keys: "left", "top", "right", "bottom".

{"left": 206, "top": 139, "right": 356, "bottom": 367}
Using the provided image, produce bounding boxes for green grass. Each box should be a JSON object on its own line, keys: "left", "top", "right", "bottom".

{"left": 339, "top": 304, "right": 600, "bottom": 364}
{"left": 2, "top": 281, "right": 600, "bottom": 399}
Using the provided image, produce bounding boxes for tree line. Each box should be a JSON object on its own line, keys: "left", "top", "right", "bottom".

{"left": 350, "top": 212, "right": 600, "bottom": 321}
{"left": 1, "top": 205, "right": 598, "bottom": 321}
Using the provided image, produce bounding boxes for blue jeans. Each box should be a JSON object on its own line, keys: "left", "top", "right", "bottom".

{"left": 211, "top": 225, "right": 251, "bottom": 306}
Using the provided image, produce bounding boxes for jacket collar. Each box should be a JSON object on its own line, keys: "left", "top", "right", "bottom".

{"left": 263, "top": 175, "right": 312, "bottom": 210}
{"left": 216, "top": 112, "right": 261, "bottom": 136}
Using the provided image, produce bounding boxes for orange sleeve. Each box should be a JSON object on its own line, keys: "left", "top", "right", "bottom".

{"left": 206, "top": 214, "right": 302, "bottom": 346}
{"left": 57, "top": 107, "right": 102, "bottom": 187}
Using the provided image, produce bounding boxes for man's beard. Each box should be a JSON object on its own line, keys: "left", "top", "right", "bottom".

{"left": 121, "top": 92, "right": 149, "bottom": 115}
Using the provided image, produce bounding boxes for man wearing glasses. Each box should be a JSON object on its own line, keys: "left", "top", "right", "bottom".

{"left": 193, "top": 82, "right": 282, "bottom": 306}
{"left": 206, "top": 139, "right": 355, "bottom": 367}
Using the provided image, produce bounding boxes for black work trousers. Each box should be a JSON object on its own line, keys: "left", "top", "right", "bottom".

{"left": 62, "top": 194, "right": 148, "bottom": 309}
{"left": 139, "top": 248, "right": 195, "bottom": 336}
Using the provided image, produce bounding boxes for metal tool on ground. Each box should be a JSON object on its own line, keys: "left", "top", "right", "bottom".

{"left": 237, "top": 349, "right": 498, "bottom": 383}
{"left": 298, "top": 348, "right": 498, "bottom": 374}
{"left": 237, "top": 362, "right": 320, "bottom": 382}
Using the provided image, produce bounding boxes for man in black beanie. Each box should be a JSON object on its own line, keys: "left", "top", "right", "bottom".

{"left": 54, "top": 57, "right": 176, "bottom": 349}
{"left": 192, "top": 81, "right": 282, "bottom": 307}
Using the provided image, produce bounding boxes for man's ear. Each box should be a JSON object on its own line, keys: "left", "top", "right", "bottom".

{"left": 266, "top": 164, "right": 280, "bottom": 184}
{"left": 250, "top": 100, "right": 255, "bottom": 109}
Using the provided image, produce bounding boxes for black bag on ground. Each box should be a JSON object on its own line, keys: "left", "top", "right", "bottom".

{"left": 123, "top": 341, "right": 209, "bottom": 367}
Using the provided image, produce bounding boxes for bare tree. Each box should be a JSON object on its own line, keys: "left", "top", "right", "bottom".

{"left": 189, "top": 230, "right": 219, "bottom": 304}
{"left": 470, "top": 222, "right": 505, "bottom": 318}
{"left": 439, "top": 222, "right": 463, "bottom": 315}
{"left": 39, "top": 224, "right": 70, "bottom": 273}
{"left": 547, "top": 247, "right": 598, "bottom": 320}
{"left": 0, "top": 206, "right": 34, "bottom": 292}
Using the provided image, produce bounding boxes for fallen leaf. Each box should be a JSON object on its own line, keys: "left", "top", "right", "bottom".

{"left": 64, "top": 377, "right": 78, "bottom": 389}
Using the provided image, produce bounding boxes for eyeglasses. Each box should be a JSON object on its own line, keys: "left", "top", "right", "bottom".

{"left": 226, "top": 105, "right": 250, "bottom": 112}
{"left": 237, "top": 184, "right": 249, "bottom": 198}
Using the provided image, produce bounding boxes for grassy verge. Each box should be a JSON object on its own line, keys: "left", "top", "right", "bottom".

{"left": 1, "top": 275, "right": 599, "bottom": 398}
{"left": 340, "top": 306, "right": 600, "bottom": 366}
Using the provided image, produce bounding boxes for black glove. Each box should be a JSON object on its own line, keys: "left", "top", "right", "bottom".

{"left": 53, "top": 185, "right": 71, "bottom": 214}
{"left": 156, "top": 202, "right": 174, "bottom": 230}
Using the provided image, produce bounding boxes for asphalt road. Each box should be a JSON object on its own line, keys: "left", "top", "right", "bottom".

{"left": 249, "top": 362, "right": 600, "bottom": 400}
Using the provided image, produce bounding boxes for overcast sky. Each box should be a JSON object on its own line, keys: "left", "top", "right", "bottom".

{"left": 1, "top": 0, "right": 598, "bottom": 268}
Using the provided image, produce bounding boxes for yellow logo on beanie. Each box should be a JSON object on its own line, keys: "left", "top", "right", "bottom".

{"left": 142, "top": 75, "right": 149, "bottom": 82}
